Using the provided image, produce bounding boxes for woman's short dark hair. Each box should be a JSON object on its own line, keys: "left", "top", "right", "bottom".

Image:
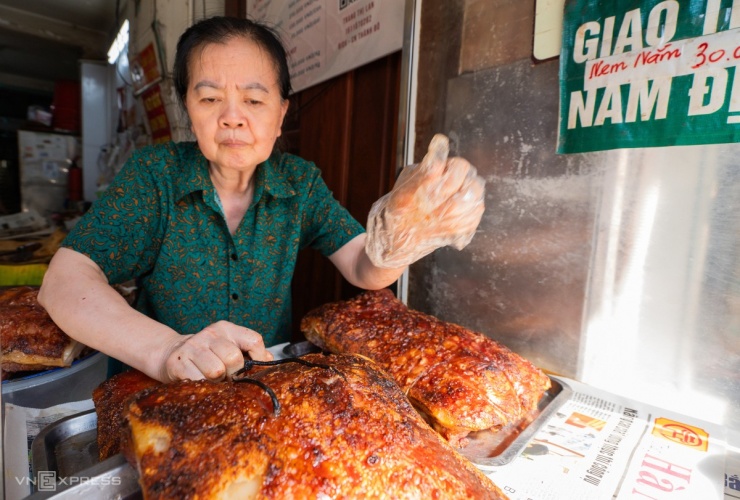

{"left": 172, "top": 16, "right": 292, "bottom": 107}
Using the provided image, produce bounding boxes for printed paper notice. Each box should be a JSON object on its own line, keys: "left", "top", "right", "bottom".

{"left": 250, "top": 0, "right": 403, "bottom": 92}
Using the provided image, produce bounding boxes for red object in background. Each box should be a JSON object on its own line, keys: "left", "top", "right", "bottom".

{"left": 141, "top": 84, "right": 172, "bottom": 144}
{"left": 67, "top": 160, "right": 82, "bottom": 202}
{"left": 52, "top": 80, "right": 81, "bottom": 132}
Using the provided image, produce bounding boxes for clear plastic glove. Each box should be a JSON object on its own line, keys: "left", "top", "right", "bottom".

{"left": 366, "top": 134, "right": 485, "bottom": 269}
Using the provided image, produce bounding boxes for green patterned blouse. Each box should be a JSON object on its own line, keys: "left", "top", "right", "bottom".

{"left": 63, "top": 141, "right": 364, "bottom": 346}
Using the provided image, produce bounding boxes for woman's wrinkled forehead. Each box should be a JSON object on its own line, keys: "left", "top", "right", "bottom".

{"left": 187, "top": 36, "right": 280, "bottom": 85}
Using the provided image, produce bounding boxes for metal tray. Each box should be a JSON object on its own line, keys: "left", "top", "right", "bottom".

{"left": 31, "top": 409, "right": 98, "bottom": 478}
{"left": 460, "top": 376, "right": 572, "bottom": 469}
{"left": 30, "top": 409, "right": 141, "bottom": 499}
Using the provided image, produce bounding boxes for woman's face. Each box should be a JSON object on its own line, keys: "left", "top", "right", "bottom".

{"left": 186, "top": 37, "right": 288, "bottom": 172}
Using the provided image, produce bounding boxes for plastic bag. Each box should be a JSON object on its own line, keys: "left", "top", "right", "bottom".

{"left": 365, "top": 134, "right": 485, "bottom": 269}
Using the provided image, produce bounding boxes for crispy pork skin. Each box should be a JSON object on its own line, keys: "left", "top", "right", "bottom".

{"left": 0, "top": 286, "right": 83, "bottom": 371}
{"left": 120, "top": 354, "right": 506, "bottom": 499}
{"left": 93, "top": 369, "right": 160, "bottom": 460}
{"left": 301, "top": 289, "right": 551, "bottom": 447}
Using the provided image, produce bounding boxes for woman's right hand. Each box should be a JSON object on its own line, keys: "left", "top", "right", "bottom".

{"left": 160, "top": 321, "right": 273, "bottom": 382}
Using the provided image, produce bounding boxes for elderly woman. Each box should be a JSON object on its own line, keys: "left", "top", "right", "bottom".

{"left": 39, "top": 16, "right": 484, "bottom": 383}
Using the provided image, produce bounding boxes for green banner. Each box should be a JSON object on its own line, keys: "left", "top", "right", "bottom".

{"left": 558, "top": 0, "right": 740, "bottom": 153}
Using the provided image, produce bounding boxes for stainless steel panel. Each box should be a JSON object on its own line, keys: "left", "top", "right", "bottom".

{"left": 409, "top": 58, "right": 605, "bottom": 376}
{"left": 405, "top": 0, "right": 740, "bottom": 432}
{"left": 582, "top": 145, "right": 740, "bottom": 430}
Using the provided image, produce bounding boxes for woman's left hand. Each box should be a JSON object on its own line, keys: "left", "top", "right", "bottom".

{"left": 160, "top": 321, "right": 273, "bottom": 382}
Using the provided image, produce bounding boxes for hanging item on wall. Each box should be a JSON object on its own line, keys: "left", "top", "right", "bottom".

{"left": 130, "top": 42, "right": 163, "bottom": 96}
{"left": 558, "top": 0, "right": 740, "bottom": 153}
{"left": 141, "top": 83, "right": 172, "bottom": 144}
{"left": 533, "top": 0, "right": 566, "bottom": 61}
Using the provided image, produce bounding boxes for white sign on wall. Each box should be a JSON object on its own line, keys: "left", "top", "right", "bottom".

{"left": 533, "top": 0, "right": 566, "bottom": 61}
{"left": 248, "top": 0, "right": 404, "bottom": 93}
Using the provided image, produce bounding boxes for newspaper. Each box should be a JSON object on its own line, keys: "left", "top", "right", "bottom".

{"left": 3, "top": 399, "right": 94, "bottom": 500}
{"left": 485, "top": 376, "right": 728, "bottom": 500}
{"left": 0, "top": 210, "right": 51, "bottom": 240}
{"left": 726, "top": 429, "right": 740, "bottom": 500}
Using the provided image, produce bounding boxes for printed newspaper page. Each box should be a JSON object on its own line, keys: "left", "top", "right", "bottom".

{"left": 726, "top": 429, "right": 740, "bottom": 499}
{"left": 485, "top": 377, "right": 727, "bottom": 499}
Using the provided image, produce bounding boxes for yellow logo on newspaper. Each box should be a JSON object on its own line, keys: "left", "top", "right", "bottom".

{"left": 652, "top": 417, "right": 708, "bottom": 451}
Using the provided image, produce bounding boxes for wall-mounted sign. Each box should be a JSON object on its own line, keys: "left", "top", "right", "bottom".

{"left": 533, "top": 0, "right": 565, "bottom": 61}
{"left": 248, "top": 0, "right": 404, "bottom": 93}
{"left": 130, "top": 43, "right": 163, "bottom": 96}
{"left": 141, "top": 83, "right": 172, "bottom": 144}
{"left": 558, "top": 0, "right": 740, "bottom": 153}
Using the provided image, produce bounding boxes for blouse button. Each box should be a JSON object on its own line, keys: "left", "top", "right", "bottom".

{"left": 231, "top": 253, "right": 238, "bottom": 261}
{"left": 231, "top": 293, "right": 238, "bottom": 301}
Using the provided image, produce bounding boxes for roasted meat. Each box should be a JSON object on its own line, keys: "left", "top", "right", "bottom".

{"left": 92, "top": 369, "right": 160, "bottom": 460}
{"left": 0, "top": 286, "right": 41, "bottom": 306}
{"left": 119, "top": 354, "right": 506, "bottom": 499}
{"left": 0, "top": 286, "right": 83, "bottom": 372}
{"left": 301, "top": 289, "right": 551, "bottom": 447}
